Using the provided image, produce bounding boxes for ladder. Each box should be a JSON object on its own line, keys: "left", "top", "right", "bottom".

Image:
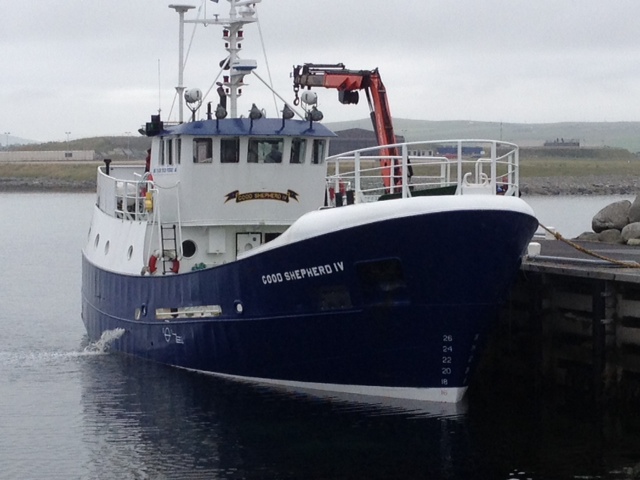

{"left": 160, "top": 224, "right": 179, "bottom": 274}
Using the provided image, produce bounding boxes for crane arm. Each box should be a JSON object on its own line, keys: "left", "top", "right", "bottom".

{"left": 293, "top": 63, "right": 403, "bottom": 192}
{"left": 293, "top": 64, "right": 397, "bottom": 148}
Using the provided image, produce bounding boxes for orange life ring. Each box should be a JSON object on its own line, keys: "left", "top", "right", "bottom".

{"left": 148, "top": 255, "right": 179, "bottom": 274}
{"left": 170, "top": 259, "right": 180, "bottom": 274}
{"left": 148, "top": 255, "right": 158, "bottom": 273}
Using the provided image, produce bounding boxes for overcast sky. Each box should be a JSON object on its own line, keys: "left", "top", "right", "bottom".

{"left": 2, "top": 0, "right": 640, "bottom": 143}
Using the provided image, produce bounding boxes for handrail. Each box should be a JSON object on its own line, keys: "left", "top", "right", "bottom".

{"left": 97, "top": 164, "right": 184, "bottom": 265}
{"left": 325, "top": 139, "right": 520, "bottom": 205}
{"left": 96, "top": 165, "right": 152, "bottom": 220}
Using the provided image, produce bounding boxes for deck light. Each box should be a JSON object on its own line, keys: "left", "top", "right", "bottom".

{"left": 282, "top": 104, "right": 295, "bottom": 120}
{"left": 249, "top": 104, "right": 263, "bottom": 120}
{"left": 305, "top": 106, "right": 323, "bottom": 129}
{"left": 215, "top": 104, "right": 227, "bottom": 131}
{"left": 249, "top": 103, "right": 263, "bottom": 130}
{"left": 307, "top": 106, "right": 323, "bottom": 122}
{"left": 216, "top": 105, "right": 228, "bottom": 120}
{"left": 280, "top": 104, "right": 295, "bottom": 129}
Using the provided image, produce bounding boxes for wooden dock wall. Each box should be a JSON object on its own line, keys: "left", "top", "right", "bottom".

{"left": 485, "top": 241, "right": 640, "bottom": 402}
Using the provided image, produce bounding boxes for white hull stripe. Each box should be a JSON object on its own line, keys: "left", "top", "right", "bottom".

{"left": 181, "top": 367, "right": 467, "bottom": 404}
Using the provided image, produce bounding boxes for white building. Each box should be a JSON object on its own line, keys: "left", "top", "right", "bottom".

{"left": 0, "top": 150, "right": 95, "bottom": 162}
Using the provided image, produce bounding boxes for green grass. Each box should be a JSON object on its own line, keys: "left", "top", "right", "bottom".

{"left": 1, "top": 148, "right": 638, "bottom": 183}
{"left": 518, "top": 148, "right": 640, "bottom": 177}
{"left": 0, "top": 163, "right": 99, "bottom": 182}
{"left": 519, "top": 158, "right": 640, "bottom": 177}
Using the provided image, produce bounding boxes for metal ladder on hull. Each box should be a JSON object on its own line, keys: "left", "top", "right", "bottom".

{"left": 146, "top": 181, "right": 182, "bottom": 275}
{"left": 160, "top": 224, "right": 179, "bottom": 274}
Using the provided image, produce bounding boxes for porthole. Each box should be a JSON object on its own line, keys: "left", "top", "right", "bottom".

{"left": 127, "top": 245, "right": 133, "bottom": 260}
{"left": 182, "top": 239, "right": 197, "bottom": 258}
{"left": 104, "top": 241, "right": 110, "bottom": 255}
{"left": 94, "top": 234, "right": 100, "bottom": 249}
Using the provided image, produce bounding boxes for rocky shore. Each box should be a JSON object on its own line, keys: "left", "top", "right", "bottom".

{"left": 574, "top": 195, "right": 640, "bottom": 245}
{"left": 2, "top": 174, "right": 638, "bottom": 195}
{"left": 520, "top": 175, "right": 640, "bottom": 196}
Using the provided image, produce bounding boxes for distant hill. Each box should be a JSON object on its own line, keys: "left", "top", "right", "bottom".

{"left": 3, "top": 134, "right": 37, "bottom": 147}
{"left": 5, "top": 119, "right": 640, "bottom": 157}
{"left": 326, "top": 119, "right": 640, "bottom": 153}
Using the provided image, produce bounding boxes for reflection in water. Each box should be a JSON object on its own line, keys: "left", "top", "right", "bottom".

{"left": 77, "top": 352, "right": 640, "bottom": 479}
{"left": 466, "top": 376, "right": 640, "bottom": 480}
{"left": 79, "top": 355, "right": 473, "bottom": 479}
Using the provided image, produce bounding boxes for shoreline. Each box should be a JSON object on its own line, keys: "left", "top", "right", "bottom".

{"left": 0, "top": 178, "right": 95, "bottom": 192}
{"left": 520, "top": 175, "right": 640, "bottom": 196}
{"left": 1, "top": 174, "right": 638, "bottom": 195}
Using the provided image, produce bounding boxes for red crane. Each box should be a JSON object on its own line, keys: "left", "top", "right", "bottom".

{"left": 292, "top": 63, "right": 404, "bottom": 192}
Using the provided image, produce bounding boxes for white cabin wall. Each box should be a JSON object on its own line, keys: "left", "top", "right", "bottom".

{"left": 84, "top": 205, "right": 149, "bottom": 275}
{"left": 157, "top": 135, "right": 327, "bottom": 226}
{"left": 176, "top": 224, "right": 289, "bottom": 270}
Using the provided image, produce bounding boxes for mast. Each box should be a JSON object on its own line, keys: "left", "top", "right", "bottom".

{"left": 169, "top": 5, "right": 195, "bottom": 123}
{"left": 180, "top": 0, "right": 262, "bottom": 119}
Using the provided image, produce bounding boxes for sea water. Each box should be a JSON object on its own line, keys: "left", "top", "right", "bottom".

{"left": 524, "top": 194, "right": 632, "bottom": 238}
{"left": 1, "top": 192, "right": 640, "bottom": 480}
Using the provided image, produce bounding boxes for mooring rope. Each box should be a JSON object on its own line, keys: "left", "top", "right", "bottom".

{"left": 537, "top": 223, "right": 640, "bottom": 268}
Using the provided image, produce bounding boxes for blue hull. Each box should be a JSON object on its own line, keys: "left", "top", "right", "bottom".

{"left": 82, "top": 209, "right": 537, "bottom": 400}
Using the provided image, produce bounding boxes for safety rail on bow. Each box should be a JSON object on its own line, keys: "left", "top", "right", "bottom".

{"left": 325, "top": 139, "right": 520, "bottom": 206}
{"left": 96, "top": 165, "right": 153, "bottom": 221}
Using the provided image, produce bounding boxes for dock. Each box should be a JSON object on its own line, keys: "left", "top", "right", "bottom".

{"left": 490, "top": 235, "right": 640, "bottom": 402}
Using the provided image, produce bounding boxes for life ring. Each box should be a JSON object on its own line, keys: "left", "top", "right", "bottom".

{"left": 148, "top": 255, "right": 179, "bottom": 274}
{"left": 170, "top": 259, "right": 180, "bottom": 274}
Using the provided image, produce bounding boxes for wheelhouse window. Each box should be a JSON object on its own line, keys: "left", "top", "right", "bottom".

{"left": 194, "top": 138, "right": 213, "bottom": 163}
{"left": 290, "top": 138, "right": 306, "bottom": 164}
{"left": 221, "top": 137, "right": 240, "bottom": 163}
{"left": 158, "top": 139, "right": 165, "bottom": 165}
{"left": 175, "top": 138, "right": 182, "bottom": 164}
{"left": 165, "top": 139, "right": 173, "bottom": 165}
{"left": 312, "top": 139, "right": 325, "bottom": 164}
{"left": 248, "top": 138, "right": 284, "bottom": 163}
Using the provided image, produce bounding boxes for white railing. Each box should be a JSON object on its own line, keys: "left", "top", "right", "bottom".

{"left": 96, "top": 165, "right": 152, "bottom": 220}
{"left": 96, "top": 165, "right": 185, "bottom": 265}
{"left": 325, "top": 139, "right": 519, "bottom": 205}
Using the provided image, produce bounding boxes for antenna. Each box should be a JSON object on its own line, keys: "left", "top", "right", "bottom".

{"left": 157, "top": 59, "right": 162, "bottom": 115}
{"left": 181, "top": 0, "right": 262, "bottom": 118}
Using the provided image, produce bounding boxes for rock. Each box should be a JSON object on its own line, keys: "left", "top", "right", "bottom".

{"left": 628, "top": 239, "right": 640, "bottom": 246}
{"left": 629, "top": 195, "right": 640, "bottom": 223}
{"left": 621, "top": 222, "right": 640, "bottom": 244}
{"left": 592, "top": 200, "right": 631, "bottom": 233}
{"left": 576, "top": 232, "right": 600, "bottom": 242}
{"left": 597, "top": 229, "right": 623, "bottom": 244}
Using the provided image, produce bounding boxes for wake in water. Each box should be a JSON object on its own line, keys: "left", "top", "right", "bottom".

{"left": 82, "top": 328, "right": 126, "bottom": 354}
{"left": 0, "top": 328, "right": 126, "bottom": 367}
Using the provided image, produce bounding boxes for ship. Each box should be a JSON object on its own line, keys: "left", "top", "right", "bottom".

{"left": 81, "top": 0, "right": 538, "bottom": 403}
